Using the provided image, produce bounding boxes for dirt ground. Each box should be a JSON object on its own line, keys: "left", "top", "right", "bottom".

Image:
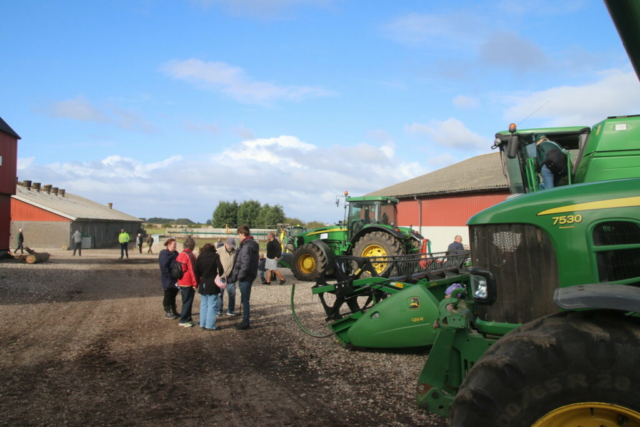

{"left": 0, "top": 248, "right": 447, "bottom": 426}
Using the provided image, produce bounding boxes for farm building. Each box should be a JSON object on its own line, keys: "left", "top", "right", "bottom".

{"left": 0, "top": 117, "right": 20, "bottom": 256}
{"left": 367, "top": 152, "right": 510, "bottom": 252}
{"left": 11, "top": 182, "right": 143, "bottom": 249}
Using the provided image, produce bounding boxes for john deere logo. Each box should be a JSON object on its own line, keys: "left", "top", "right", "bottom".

{"left": 409, "top": 297, "right": 420, "bottom": 310}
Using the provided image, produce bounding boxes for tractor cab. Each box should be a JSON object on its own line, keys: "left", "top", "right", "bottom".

{"left": 493, "top": 124, "right": 589, "bottom": 194}
{"left": 345, "top": 196, "right": 398, "bottom": 239}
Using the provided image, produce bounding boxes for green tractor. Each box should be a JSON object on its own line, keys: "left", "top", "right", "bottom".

{"left": 287, "top": 194, "right": 428, "bottom": 281}
{"left": 276, "top": 223, "right": 307, "bottom": 254}
{"left": 292, "top": 2, "right": 640, "bottom": 425}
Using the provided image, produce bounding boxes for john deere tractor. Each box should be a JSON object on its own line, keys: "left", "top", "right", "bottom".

{"left": 293, "top": 2, "right": 640, "bottom": 425}
{"left": 288, "top": 195, "right": 428, "bottom": 281}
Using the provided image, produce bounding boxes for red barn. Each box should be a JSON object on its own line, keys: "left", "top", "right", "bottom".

{"left": 0, "top": 117, "right": 20, "bottom": 255}
{"left": 368, "top": 153, "right": 510, "bottom": 252}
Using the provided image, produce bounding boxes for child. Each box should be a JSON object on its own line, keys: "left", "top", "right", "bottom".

{"left": 258, "top": 253, "right": 267, "bottom": 284}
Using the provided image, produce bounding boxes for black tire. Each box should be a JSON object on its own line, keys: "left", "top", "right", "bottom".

{"left": 352, "top": 231, "right": 404, "bottom": 277}
{"left": 451, "top": 311, "right": 640, "bottom": 427}
{"left": 291, "top": 244, "right": 329, "bottom": 282}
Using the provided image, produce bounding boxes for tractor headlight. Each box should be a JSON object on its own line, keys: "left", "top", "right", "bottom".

{"left": 469, "top": 267, "right": 497, "bottom": 305}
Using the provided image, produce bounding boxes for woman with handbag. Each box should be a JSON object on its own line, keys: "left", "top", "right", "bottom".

{"left": 195, "top": 243, "right": 225, "bottom": 331}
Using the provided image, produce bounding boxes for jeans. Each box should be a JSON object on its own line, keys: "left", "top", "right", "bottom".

{"left": 239, "top": 280, "right": 253, "bottom": 325}
{"left": 179, "top": 287, "right": 195, "bottom": 323}
{"left": 14, "top": 243, "right": 24, "bottom": 254}
{"left": 540, "top": 164, "right": 555, "bottom": 190}
{"left": 120, "top": 243, "right": 129, "bottom": 258}
{"left": 73, "top": 242, "right": 82, "bottom": 256}
{"left": 216, "top": 282, "right": 236, "bottom": 314}
{"left": 200, "top": 294, "right": 219, "bottom": 329}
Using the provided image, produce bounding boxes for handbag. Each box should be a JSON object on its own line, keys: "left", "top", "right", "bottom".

{"left": 215, "top": 275, "right": 227, "bottom": 290}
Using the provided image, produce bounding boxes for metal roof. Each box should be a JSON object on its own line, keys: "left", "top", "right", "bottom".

{"left": 366, "top": 152, "right": 508, "bottom": 198}
{"left": 13, "top": 185, "right": 142, "bottom": 222}
{"left": 0, "top": 117, "right": 21, "bottom": 139}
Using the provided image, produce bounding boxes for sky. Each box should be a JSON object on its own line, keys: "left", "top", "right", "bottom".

{"left": 2, "top": 0, "right": 639, "bottom": 223}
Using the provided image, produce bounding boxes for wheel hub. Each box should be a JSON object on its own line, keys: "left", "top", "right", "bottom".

{"left": 362, "top": 244, "right": 388, "bottom": 274}
{"left": 533, "top": 402, "right": 640, "bottom": 427}
{"left": 298, "top": 254, "right": 316, "bottom": 274}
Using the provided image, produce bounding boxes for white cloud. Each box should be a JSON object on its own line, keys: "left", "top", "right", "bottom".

{"left": 405, "top": 118, "right": 489, "bottom": 151}
{"left": 383, "top": 12, "right": 482, "bottom": 47}
{"left": 161, "top": 59, "right": 335, "bottom": 105}
{"left": 47, "top": 95, "right": 108, "bottom": 123}
{"left": 17, "top": 157, "right": 35, "bottom": 170}
{"left": 191, "top": 0, "right": 335, "bottom": 18}
{"left": 184, "top": 120, "right": 220, "bottom": 135}
{"left": 42, "top": 95, "right": 156, "bottom": 133}
{"left": 502, "top": 69, "right": 640, "bottom": 126}
{"left": 479, "top": 31, "right": 547, "bottom": 72}
{"left": 235, "top": 125, "right": 255, "bottom": 140}
{"left": 453, "top": 95, "right": 480, "bottom": 109}
{"left": 17, "top": 136, "right": 428, "bottom": 223}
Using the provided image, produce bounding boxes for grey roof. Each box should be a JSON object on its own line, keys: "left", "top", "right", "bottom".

{"left": 367, "top": 152, "right": 508, "bottom": 198}
{"left": 0, "top": 116, "right": 21, "bottom": 139}
{"left": 13, "top": 185, "right": 142, "bottom": 222}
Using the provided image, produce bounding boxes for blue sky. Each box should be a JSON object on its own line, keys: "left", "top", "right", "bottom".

{"left": 2, "top": 0, "right": 639, "bottom": 223}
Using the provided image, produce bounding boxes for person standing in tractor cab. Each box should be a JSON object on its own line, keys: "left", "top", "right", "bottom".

{"left": 227, "top": 225, "right": 259, "bottom": 330}
{"left": 536, "top": 134, "right": 568, "bottom": 190}
{"left": 265, "top": 232, "right": 286, "bottom": 285}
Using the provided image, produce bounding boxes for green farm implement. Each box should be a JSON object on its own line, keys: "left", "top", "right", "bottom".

{"left": 292, "top": 251, "right": 470, "bottom": 348}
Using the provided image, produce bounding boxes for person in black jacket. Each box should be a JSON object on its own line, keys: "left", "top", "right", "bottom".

{"left": 14, "top": 228, "right": 24, "bottom": 255}
{"left": 195, "top": 244, "right": 225, "bottom": 331}
{"left": 265, "top": 232, "right": 286, "bottom": 285}
{"left": 228, "top": 224, "right": 259, "bottom": 330}
{"left": 158, "top": 238, "right": 180, "bottom": 320}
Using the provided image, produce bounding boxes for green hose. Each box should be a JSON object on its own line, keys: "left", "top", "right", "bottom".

{"left": 290, "top": 284, "right": 333, "bottom": 338}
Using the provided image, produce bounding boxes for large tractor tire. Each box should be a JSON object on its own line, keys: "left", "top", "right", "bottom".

{"left": 450, "top": 311, "right": 640, "bottom": 427}
{"left": 353, "top": 231, "right": 404, "bottom": 277}
{"left": 291, "top": 244, "right": 329, "bottom": 282}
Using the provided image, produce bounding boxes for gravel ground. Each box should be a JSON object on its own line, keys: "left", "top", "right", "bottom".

{"left": 0, "top": 247, "right": 446, "bottom": 426}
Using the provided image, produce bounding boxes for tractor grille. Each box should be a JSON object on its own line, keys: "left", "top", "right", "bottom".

{"left": 471, "top": 224, "right": 559, "bottom": 324}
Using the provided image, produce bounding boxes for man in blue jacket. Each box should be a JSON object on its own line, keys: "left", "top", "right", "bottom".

{"left": 227, "top": 224, "right": 259, "bottom": 330}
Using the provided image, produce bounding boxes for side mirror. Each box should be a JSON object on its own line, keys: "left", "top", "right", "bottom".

{"left": 506, "top": 135, "right": 520, "bottom": 159}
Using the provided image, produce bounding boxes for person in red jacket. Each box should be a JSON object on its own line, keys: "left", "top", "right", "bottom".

{"left": 176, "top": 236, "right": 198, "bottom": 327}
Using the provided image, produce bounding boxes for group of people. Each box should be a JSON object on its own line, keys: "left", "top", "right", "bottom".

{"left": 159, "top": 225, "right": 260, "bottom": 331}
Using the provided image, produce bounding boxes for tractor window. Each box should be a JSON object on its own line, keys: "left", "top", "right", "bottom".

{"left": 380, "top": 204, "right": 396, "bottom": 226}
{"left": 592, "top": 221, "right": 640, "bottom": 283}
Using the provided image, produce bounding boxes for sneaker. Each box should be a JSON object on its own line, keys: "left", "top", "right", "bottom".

{"left": 203, "top": 326, "right": 222, "bottom": 331}
{"left": 226, "top": 312, "right": 239, "bottom": 316}
{"left": 179, "top": 322, "right": 193, "bottom": 328}
{"left": 279, "top": 279, "right": 287, "bottom": 285}
{"left": 235, "top": 322, "right": 250, "bottom": 330}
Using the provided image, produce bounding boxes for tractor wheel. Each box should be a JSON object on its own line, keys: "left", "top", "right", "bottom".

{"left": 450, "top": 311, "right": 640, "bottom": 427}
{"left": 353, "top": 231, "right": 404, "bottom": 277}
{"left": 291, "top": 244, "right": 329, "bottom": 282}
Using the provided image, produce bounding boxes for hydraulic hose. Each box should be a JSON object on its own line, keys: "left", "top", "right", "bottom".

{"left": 290, "top": 284, "right": 333, "bottom": 338}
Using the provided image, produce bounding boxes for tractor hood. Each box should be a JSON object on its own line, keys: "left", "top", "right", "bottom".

{"left": 468, "top": 178, "right": 640, "bottom": 227}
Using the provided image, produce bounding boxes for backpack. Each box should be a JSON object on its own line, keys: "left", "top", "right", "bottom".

{"left": 171, "top": 260, "right": 185, "bottom": 280}
{"left": 544, "top": 148, "right": 569, "bottom": 177}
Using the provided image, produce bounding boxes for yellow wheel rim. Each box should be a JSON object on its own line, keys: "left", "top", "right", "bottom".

{"left": 533, "top": 402, "right": 640, "bottom": 427}
{"left": 361, "top": 244, "right": 388, "bottom": 274}
{"left": 297, "top": 254, "right": 316, "bottom": 274}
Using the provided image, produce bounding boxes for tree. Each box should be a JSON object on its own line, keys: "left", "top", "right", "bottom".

{"left": 306, "top": 221, "right": 326, "bottom": 229}
{"left": 206, "top": 219, "right": 212, "bottom": 226}
{"left": 237, "top": 200, "right": 261, "bottom": 227}
{"left": 284, "top": 217, "right": 305, "bottom": 226}
{"left": 212, "top": 201, "right": 238, "bottom": 228}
